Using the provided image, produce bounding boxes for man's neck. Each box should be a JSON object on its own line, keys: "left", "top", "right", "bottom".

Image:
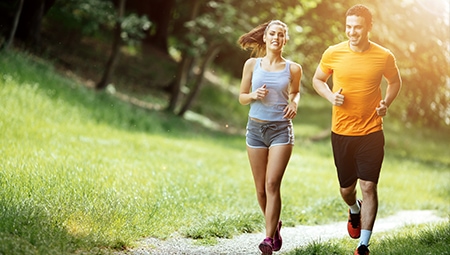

{"left": 350, "top": 40, "right": 371, "bottom": 53}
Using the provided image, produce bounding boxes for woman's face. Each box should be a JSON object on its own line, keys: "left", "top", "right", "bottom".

{"left": 264, "top": 24, "right": 287, "bottom": 51}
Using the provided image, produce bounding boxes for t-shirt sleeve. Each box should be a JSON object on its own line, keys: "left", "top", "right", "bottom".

{"left": 319, "top": 46, "right": 334, "bottom": 75}
{"left": 383, "top": 51, "right": 399, "bottom": 80}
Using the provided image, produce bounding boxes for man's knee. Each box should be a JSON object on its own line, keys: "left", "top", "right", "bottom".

{"left": 359, "top": 180, "right": 377, "bottom": 194}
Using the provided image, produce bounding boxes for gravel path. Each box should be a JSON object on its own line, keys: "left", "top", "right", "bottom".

{"left": 118, "top": 210, "right": 446, "bottom": 255}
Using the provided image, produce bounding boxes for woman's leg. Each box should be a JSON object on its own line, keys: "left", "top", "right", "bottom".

{"left": 264, "top": 145, "right": 292, "bottom": 237}
{"left": 247, "top": 146, "right": 269, "bottom": 214}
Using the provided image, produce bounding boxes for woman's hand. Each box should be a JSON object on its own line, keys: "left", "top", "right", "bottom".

{"left": 252, "top": 84, "right": 269, "bottom": 100}
{"left": 283, "top": 102, "right": 298, "bottom": 119}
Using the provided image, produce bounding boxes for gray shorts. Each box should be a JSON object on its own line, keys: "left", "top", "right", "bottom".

{"left": 246, "top": 118, "right": 294, "bottom": 148}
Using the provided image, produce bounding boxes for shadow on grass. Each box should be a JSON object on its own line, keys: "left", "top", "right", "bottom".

{"left": 1, "top": 51, "right": 243, "bottom": 147}
{"left": 0, "top": 201, "right": 113, "bottom": 255}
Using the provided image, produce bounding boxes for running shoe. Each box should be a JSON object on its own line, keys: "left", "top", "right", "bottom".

{"left": 273, "top": 221, "right": 282, "bottom": 251}
{"left": 354, "top": 244, "right": 370, "bottom": 255}
{"left": 258, "top": 237, "right": 273, "bottom": 255}
{"left": 347, "top": 200, "right": 362, "bottom": 239}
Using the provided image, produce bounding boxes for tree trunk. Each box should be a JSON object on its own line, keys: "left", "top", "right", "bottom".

{"left": 96, "top": 0, "right": 126, "bottom": 90}
{"left": 144, "top": 0, "right": 175, "bottom": 54}
{"left": 3, "top": 0, "right": 24, "bottom": 51}
{"left": 124, "top": 0, "right": 175, "bottom": 54}
{"left": 177, "top": 44, "right": 221, "bottom": 117}
{"left": 166, "top": 54, "right": 193, "bottom": 112}
{"left": 165, "top": 0, "right": 201, "bottom": 112}
{"left": 15, "top": 0, "right": 56, "bottom": 46}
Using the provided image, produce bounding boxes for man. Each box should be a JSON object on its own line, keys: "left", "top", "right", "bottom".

{"left": 312, "top": 4, "right": 402, "bottom": 255}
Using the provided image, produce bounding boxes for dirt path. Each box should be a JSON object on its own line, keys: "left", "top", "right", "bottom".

{"left": 118, "top": 210, "right": 446, "bottom": 255}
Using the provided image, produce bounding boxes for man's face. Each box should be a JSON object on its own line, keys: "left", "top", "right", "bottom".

{"left": 345, "top": 15, "right": 371, "bottom": 47}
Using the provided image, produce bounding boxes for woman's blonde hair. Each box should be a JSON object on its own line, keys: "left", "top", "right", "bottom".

{"left": 238, "top": 20, "right": 289, "bottom": 57}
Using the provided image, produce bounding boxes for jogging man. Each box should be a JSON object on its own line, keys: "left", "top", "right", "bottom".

{"left": 312, "top": 4, "right": 402, "bottom": 255}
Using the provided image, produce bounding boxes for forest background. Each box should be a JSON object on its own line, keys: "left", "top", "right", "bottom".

{"left": 1, "top": 0, "right": 449, "bottom": 129}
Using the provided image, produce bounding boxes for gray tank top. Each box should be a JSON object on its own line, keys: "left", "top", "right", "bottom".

{"left": 249, "top": 58, "right": 291, "bottom": 121}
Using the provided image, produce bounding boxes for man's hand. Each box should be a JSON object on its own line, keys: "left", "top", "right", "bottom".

{"left": 330, "top": 88, "right": 344, "bottom": 106}
{"left": 376, "top": 100, "right": 388, "bottom": 116}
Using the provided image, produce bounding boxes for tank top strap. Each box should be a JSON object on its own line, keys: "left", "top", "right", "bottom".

{"left": 254, "top": 58, "right": 291, "bottom": 73}
{"left": 284, "top": 60, "right": 291, "bottom": 72}
{"left": 254, "top": 58, "right": 262, "bottom": 72}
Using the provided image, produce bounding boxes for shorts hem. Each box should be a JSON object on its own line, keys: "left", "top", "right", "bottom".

{"left": 246, "top": 143, "right": 269, "bottom": 149}
{"left": 246, "top": 142, "right": 294, "bottom": 149}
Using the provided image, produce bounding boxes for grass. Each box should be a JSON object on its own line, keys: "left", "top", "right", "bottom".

{"left": 287, "top": 221, "right": 450, "bottom": 255}
{"left": 0, "top": 50, "right": 449, "bottom": 254}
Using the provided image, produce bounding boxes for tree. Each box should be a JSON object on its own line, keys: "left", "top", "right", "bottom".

{"left": 123, "top": 0, "right": 176, "bottom": 55}
{"left": 370, "top": 0, "right": 449, "bottom": 128}
{"left": 177, "top": 42, "right": 221, "bottom": 116}
{"left": 165, "top": 0, "right": 201, "bottom": 113}
{"left": 0, "top": 0, "right": 55, "bottom": 48}
{"left": 2, "top": 0, "right": 23, "bottom": 51}
{"left": 15, "top": 0, "right": 56, "bottom": 46}
{"left": 145, "top": 0, "right": 175, "bottom": 52}
{"left": 268, "top": 0, "right": 449, "bottom": 128}
{"left": 48, "top": 0, "right": 150, "bottom": 90}
{"left": 166, "top": 0, "right": 311, "bottom": 116}
{"left": 96, "top": 0, "right": 126, "bottom": 90}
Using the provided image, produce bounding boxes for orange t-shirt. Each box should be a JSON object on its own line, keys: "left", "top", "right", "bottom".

{"left": 319, "top": 41, "right": 399, "bottom": 136}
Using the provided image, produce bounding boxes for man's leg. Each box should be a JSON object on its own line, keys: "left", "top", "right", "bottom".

{"left": 359, "top": 179, "right": 378, "bottom": 246}
{"left": 340, "top": 181, "right": 358, "bottom": 206}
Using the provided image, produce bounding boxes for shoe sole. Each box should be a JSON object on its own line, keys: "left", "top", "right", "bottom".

{"left": 259, "top": 243, "right": 273, "bottom": 255}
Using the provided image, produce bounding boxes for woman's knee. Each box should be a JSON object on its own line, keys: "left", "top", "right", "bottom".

{"left": 265, "top": 178, "right": 281, "bottom": 194}
{"left": 256, "top": 188, "right": 266, "bottom": 200}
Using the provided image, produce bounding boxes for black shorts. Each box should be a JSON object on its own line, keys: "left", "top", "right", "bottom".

{"left": 331, "top": 131, "right": 385, "bottom": 188}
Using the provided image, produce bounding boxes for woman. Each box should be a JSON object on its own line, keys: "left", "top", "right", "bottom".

{"left": 238, "top": 20, "right": 302, "bottom": 255}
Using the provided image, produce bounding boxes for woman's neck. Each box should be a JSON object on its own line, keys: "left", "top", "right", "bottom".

{"left": 263, "top": 52, "right": 283, "bottom": 64}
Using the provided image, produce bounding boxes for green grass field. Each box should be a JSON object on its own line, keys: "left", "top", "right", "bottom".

{"left": 0, "top": 51, "right": 449, "bottom": 254}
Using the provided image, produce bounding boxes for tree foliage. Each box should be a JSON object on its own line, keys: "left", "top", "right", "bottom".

{"left": 165, "top": 0, "right": 449, "bottom": 127}
{"left": 165, "top": 0, "right": 321, "bottom": 115}
{"left": 48, "top": 0, "right": 150, "bottom": 43}
{"left": 1, "top": 0, "right": 448, "bottom": 128}
{"left": 370, "top": 0, "right": 449, "bottom": 127}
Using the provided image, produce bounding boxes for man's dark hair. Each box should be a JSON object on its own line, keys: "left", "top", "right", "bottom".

{"left": 346, "top": 4, "right": 373, "bottom": 26}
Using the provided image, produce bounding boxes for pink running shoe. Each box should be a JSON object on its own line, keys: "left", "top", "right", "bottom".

{"left": 273, "top": 221, "right": 282, "bottom": 251}
{"left": 258, "top": 237, "right": 273, "bottom": 255}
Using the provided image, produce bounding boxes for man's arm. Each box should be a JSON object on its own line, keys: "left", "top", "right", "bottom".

{"left": 384, "top": 73, "right": 402, "bottom": 108}
{"left": 376, "top": 72, "right": 402, "bottom": 116}
{"left": 312, "top": 66, "right": 344, "bottom": 106}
